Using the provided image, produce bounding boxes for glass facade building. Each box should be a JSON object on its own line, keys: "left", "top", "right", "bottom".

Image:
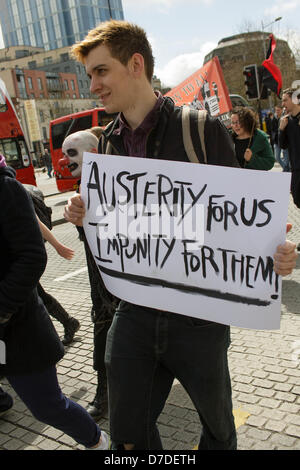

{"left": 0, "top": 0, "right": 124, "bottom": 50}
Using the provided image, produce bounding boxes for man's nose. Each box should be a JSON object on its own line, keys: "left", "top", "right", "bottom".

{"left": 90, "top": 75, "right": 102, "bottom": 95}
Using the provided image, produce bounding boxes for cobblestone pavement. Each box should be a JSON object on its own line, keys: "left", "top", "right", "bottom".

{"left": 0, "top": 169, "right": 299, "bottom": 451}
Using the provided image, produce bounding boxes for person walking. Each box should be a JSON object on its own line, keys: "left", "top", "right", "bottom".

{"left": 61, "top": 130, "right": 118, "bottom": 418}
{"left": 43, "top": 148, "right": 53, "bottom": 178}
{"left": 0, "top": 155, "right": 109, "bottom": 449}
{"left": 64, "top": 20, "right": 297, "bottom": 450}
{"left": 279, "top": 87, "right": 300, "bottom": 207}
{"left": 25, "top": 184, "right": 80, "bottom": 346}
{"left": 272, "top": 105, "right": 290, "bottom": 172}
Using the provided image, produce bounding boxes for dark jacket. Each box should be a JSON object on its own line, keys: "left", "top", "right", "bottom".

{"left": 279, "top": 113, "right": 300, "bottom": 171}
{"left": 271, "top": 115, "right": 280, "bottom": 145}
{"left": 100, "top": 97, "right": 239, "bottom": 168}
{"left": 0, "top": 166, "right": 64, "bottom": 375}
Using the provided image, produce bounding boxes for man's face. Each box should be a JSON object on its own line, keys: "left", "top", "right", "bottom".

{"left": 282, "top": 93, "right": 293, "bottom": 113}
{"left": 275, "top": 107, "right": 282, "bottom": 117}
{"left": 84, "top": 44, "right": 135, "bottom": 114}
{"left": 61, "top": 131, "right": 98, "bottom": 178}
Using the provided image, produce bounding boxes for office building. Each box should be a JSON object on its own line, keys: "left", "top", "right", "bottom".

{"left": 0, "top": 0, "right": 124, "bottom": 50}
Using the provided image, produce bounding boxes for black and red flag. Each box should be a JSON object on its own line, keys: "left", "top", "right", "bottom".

{"left": 260, "top": 34, "right": 282, "bottom": 98}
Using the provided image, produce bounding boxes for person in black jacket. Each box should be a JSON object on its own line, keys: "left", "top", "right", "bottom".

{"left": 61, "top": 130, "right": 119, "bottom": 419}
{"left": 65, "top": 20, "right": 298, "bottom": 450}
{"left": 272, "top": 105, "right": 290, "bottom": 172}
{"left": 0, "top": 156, "right": 108, "bottom": 449}
{"left": 279, "top": 88, "right": 300, "bottom": 207}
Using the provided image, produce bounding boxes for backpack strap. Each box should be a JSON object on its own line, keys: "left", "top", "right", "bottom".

{"left": 105, "top": 140, "right": 113, "bottom": 155}
{"left": 197, "top": 109, "right": 207, "bottom": 164}
{"left": 182, "top": 106, "right": 207, "bottom": 164}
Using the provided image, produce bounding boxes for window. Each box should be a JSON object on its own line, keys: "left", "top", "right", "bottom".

{"left": 39, "top": 110, "right": 44, "bottom": 122}
{"left": 38, "top": 78, "right": 43, "bottom": 90}
{"left": 28, "top": 61, "right": 37, "bottom": 69}
{"left": 27, "top": 76, "right": 33, "bottom": 88}
{"left": 0, "top": 139, "right": 22, "bottom": 169}
{"left": 42, "top": 127, "right": 47, "bottom": 140}
{"left": 51, "top": 114, "right": 93, "bottom": 149}
{"left": 64, "top": 80, "right": 69, "bottom": 90}
{"left": 71, "top": 80, "right": 75, "bottom": 90}
{"left": 60, "top": 53, "right": 69, "bottom": 62}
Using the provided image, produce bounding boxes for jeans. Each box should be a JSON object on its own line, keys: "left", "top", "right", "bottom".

{"left": 105, "top": 302, "right": 237, "bottom": 450}
{"left": 274, "top": 143, "right": 290, "bottom": 172}
{"left": 6, "top": 366, "right": 101, "bottom": 448}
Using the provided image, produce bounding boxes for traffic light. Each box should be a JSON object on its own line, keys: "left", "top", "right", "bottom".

{"left": 257, "top": 65, "right": 271, "bottom": 100}
{"left": 243, "top": 64, "right": 259, "bottom": 100}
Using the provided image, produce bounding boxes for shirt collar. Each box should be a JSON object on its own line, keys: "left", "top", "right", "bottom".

{"left": 114, "top": 91, "right": 164, "bottom": 136}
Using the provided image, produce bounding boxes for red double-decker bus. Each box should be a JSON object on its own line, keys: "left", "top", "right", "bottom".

{"left": 0, "top": 79, "right": 36, "bottom": 186}
{"left": 49, "top": 108, "right": 117, "bottom": 192}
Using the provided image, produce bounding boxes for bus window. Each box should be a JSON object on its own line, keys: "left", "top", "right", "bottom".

{"left": 97, "top": 109, "right": 118, "bottom": 127}
{"left": 51, "top": 115, "right": 93, "bottom": 150}
{"left": 0, "top": 139, "right": 22, "bottom": 169}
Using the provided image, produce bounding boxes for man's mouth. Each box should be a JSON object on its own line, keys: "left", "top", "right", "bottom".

{"left": 100, "top": 92, "right": 110, "bottom": 102}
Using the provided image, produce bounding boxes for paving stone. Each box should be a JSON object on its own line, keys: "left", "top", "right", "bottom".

{"left": 285, "top": 425, "right": 300, "bottom": 438}
{"left": 246, "top": 415, "right": 267, "bottom": 427}
{"left": 265, "top": 419, "right": 287, "bottom": 433}
{"left": 246, "top": 427, "right": 271, "bottom": 441}
{"left": 259, "top": 398, "right": 281, "bottom": 409}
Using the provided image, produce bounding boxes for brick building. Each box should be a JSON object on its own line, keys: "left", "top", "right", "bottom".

{"left": 204, "top": 32, "right": 296, "bottom": 107}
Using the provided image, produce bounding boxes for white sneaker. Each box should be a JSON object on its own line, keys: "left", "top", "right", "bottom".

{"left": 98, "top": 431, "right": 110, "bottom": 450}
{"left": 86, "top": 430, "right": 110, "bottom": 450}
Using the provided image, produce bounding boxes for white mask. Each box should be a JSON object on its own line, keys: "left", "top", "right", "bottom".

{"left": 60, "top": 131, "right": 99, "bottom": 178}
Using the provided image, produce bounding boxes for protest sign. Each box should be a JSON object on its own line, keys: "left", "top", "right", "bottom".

{"left": 81, "top": 153, "right": 291, "bottom": 330}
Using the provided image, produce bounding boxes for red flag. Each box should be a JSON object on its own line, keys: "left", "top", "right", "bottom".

{"left": 261, "top": 34, "right": 282, "bottom": 98}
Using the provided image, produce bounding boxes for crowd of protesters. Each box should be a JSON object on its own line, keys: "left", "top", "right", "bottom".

{"left": 0, "top": 18, "right": 299, "bottom": 451}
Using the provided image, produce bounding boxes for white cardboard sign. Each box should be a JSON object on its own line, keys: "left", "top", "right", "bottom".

{"left": 81, "top": 153, "right": 291, "bottom": 330}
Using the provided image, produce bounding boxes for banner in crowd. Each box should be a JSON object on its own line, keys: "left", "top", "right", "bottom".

{"left": 165, "top": 56, "right": 232, "bottom": 127}
{"left": 81, "top": 153, "right": 291, "bottom": 330}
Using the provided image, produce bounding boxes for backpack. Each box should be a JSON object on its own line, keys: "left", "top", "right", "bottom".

{"left": 24, "top": 185, "right": 53, "bottom": 231}
{"left": 32, "top": 194, "right": 53, "bottom": 231}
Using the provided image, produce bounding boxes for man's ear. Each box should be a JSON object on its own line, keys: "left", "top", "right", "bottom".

{"left": 130, "top": 53, "right": 144, "bottom": 78}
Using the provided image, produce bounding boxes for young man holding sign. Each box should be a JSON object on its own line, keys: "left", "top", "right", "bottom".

{"left": 65, "top": 20, "right": 297, "bottom": 450}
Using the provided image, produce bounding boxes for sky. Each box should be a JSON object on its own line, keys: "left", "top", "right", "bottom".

{"left": 0, "top": 0, "right": 299, "bottom": 88}
{"left": 122, "top": 0, "right": 300, "bottom": 86}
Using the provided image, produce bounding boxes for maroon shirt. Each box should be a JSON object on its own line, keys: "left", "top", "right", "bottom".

{"left": 113, "top": 92, "right": 164, "bottom": 158}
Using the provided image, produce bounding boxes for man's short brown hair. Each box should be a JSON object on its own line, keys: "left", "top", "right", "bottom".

{"left": 71, "top": 20, "right": 154, "bottom": 83}
{"left": 282, "top": 88, "right": 295, "bottom": 97}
